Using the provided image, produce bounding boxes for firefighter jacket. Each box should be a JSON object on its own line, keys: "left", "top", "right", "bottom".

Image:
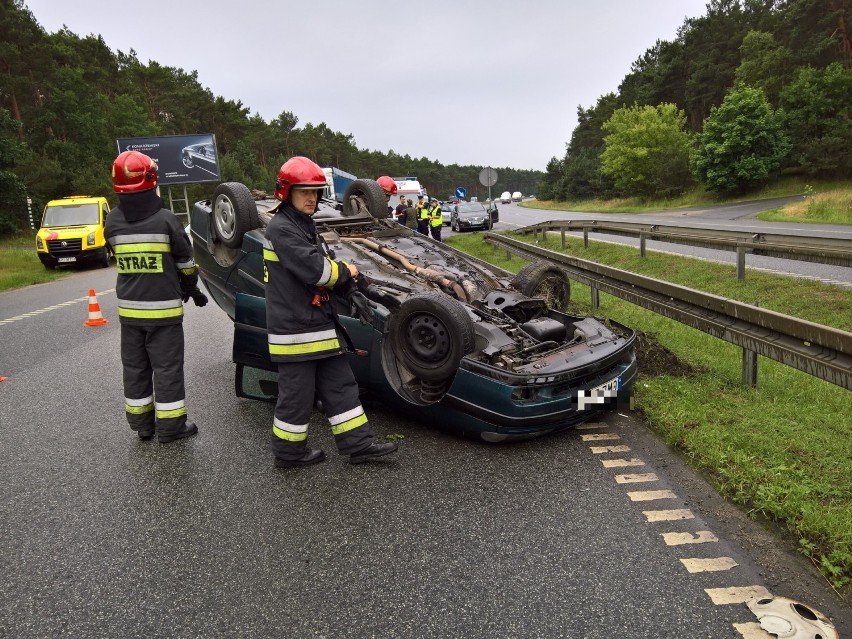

{"left": 428, "top": 204, "right": 443, "bottom": 227}
{"left": 263, "top": 203, "right": 355, "bottom": 363}
{"left": 105, "top": 190, "right": 198, "bottom": 326}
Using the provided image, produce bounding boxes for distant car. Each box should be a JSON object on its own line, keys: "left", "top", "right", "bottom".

{"left": 188, "top": 179, "right": 637, "bottom": 442}
{"left": 441, "top": 202, "right": 454, "bottom": 226}
{"left": 500, "top": 191, "right": 512, "bottom": 204}
{"left": 450, "top": 202, "right": 497, "bottom": 232}
{"left": 512, "top": 191, "right": 522, "bottom": 202}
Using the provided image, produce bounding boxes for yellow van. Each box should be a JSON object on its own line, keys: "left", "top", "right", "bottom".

{"left": 35, "top": 196, "right": 111, "bottom": 269}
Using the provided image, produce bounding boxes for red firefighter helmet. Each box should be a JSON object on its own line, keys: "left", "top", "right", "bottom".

{"left": 377, "top": 175, "right": 398, "bottom": 197}
{"left": 112, "top": 151, "right": 158, "bottom": 193}
{"left": 275, "top": 156, "right": 327, "bottom": 201}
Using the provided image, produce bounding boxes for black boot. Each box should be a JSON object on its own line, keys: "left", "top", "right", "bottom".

{"left": 274, "top": 448, "right": 326, "bottom": 468}
{"left": 349, "top": 441, "right": 398, "bottom": 464}
{"left": 158, "top": 422, "right": 198, "bottom": 444}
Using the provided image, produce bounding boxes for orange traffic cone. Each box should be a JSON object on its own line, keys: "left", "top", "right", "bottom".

{"left": 84, "top": 288, "right": 108, "bottom": 327}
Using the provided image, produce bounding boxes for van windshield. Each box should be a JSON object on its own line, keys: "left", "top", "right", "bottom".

{"left": 42, "top": 203, "right": 100, "bottom": 227}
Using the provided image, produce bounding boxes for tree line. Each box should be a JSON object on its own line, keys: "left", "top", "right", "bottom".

{"left": 538, "top": 0, "right": 851, "bottom": 201}
{"left": 0, "top": 0, "right": 542, "bottom": 234}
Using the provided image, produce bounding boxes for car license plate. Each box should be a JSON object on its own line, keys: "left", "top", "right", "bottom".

{"left": 577, "top": 376, "right": 620, "bottom": 410}
{"left": 58, "top": 257, "right": 76, "bottom": 263}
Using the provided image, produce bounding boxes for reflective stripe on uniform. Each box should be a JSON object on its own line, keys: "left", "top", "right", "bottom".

{"left": 111, "top": 233, "right": 171, "bottom": 244}
{"left": 316, "top": 257, "right": 340, "bottom": 287}
{"left": 272, "top": 416, "right": 309, "bottom": 442}
{"left": 155, "top": 398, "right": 187, "bottom": 420}
{"left": 263, "top": 239, "right": 280, "bottom": 262}
{"left": 176, "top": 259, "right": 198, "bottom": 276}
{"left": 117, "top": 297, "right": 184, "bottom": 320}
{"left": 110, "top": 234, "right": 171, "bottom": 254}
{"left": 328, "top": 405, "right": 368, "bottom": 436}
{"left": 125, "top": 395, "right": 154, "bottom": 414}
{"left": 109, "top": 233, "right": 172, "bottom": 255}
{"left": 268, "top": 329, "right": 340, "bottom": 356}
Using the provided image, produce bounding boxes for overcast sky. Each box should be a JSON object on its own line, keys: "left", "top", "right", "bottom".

{"left": 25, "top": 0, "right": 710, "bottom": 172}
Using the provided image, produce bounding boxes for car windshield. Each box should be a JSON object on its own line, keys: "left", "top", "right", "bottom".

{"left": 41, "top": 203, "right": 100, "bottom": 227}
{"left": 457, "top": 203, "right": 486, "bottom": 215}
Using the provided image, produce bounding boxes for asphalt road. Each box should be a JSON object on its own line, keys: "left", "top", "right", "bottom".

{"left": 447, "top": 198, "right": 852, "bottom": 288}
{"left": 1, "top": 265, "right": 849, "bottom": 638}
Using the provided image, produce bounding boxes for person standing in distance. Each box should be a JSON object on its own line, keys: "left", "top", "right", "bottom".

{"left": 264, "top": 156, "right": 398, "bottom": 467}
{"left": 394, "top": 193, "right": 408, "bottom": 226}
{"left": 428, "top": 197, "right": 443, "bottom": 242}
{"left": 105, "top": 151, "right": 206, "bottom": 443}
{"left": 415, "top": 194, "right": 429, "bottom": 235}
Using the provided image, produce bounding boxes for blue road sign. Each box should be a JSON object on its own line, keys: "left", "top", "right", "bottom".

{"left": 455, "top": 187, "right": 466, "bottom": 200}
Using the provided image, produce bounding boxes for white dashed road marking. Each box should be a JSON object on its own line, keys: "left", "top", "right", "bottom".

{"left": 662, "top": 531, "right": 719, "bottom": 545}
{"left": 601, "top": 457, "right": 645, "bottom": 468}
{"left": 705, "top": 586, "right": 772, "bottom": 605}
{"left": 643, "top": 508, "right": 695, "bottom": 522}
{"left": 627, "top": 489, "right": 676, "bottom": 501}
{"left": 614, "top": 473, "right": 658, "bottom": 484}
{"left": 680, "top": 557, "right": 739, "bottom": 573}
{"left": 0, "top": 289, "right": 115, "bottom": 325}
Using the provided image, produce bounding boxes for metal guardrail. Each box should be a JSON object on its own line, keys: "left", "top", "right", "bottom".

{"left": 483, "top": 232, "right": 852, "bottom": 390}
{"left": 518, "top": 220, "right": 852, "bottom": 280}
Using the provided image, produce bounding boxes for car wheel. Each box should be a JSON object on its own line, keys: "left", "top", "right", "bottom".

{"left": 511, "top": 261, "right": 571, "bottom": 311}
{"left": 101, "top": 247, "right": 111, "bottom": 268}
{"left": 342, "top": 179, "right": 388, "bottom": 219}
{"left": 43, "top": 262, "right": 55, "bottom": 270}
{"left": 389, "top": 292, "right": 475, "bottom": 382}
{"left": 212, "top": 182, "right": 259, "bottom": 248}
{"left": 182, "top": 153, "right": 194, "bottom": 169}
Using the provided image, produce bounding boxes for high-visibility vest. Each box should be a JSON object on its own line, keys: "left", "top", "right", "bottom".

{"left": 428, "top": 205, "right": 442, "bottom": 227}
{"left": 417, "top": 203, "right": 429, "bottom": 220}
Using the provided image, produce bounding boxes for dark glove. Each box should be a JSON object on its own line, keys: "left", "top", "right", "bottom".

{"left": 349, "top": 291, "right": 377, "bottom": 325}
{"left": 190, "top": 288, "right": 208, "bottom": 307}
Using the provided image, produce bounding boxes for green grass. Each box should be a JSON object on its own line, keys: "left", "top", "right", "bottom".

{"left": 0, "top": 231, "right": 67, "bottom": 290}
{"left": 757, "top": 188, "right": 852, "bottom": 225}
{"left": 526, "top": 177, "right": 852, "bottom": 218}
{"left": 446, "top": 231, "right": 852, "bottom": 594}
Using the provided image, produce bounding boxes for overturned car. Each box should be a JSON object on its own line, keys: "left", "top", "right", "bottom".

{"left": 189, "top": 179, "right": 637, "bottom": 442}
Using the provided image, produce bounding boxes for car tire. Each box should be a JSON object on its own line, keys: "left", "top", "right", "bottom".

{"left": 43, "top": 262, "right": 55, "bottom": 270}
{"left": 342, "top": 179, "right": 388, "bottom": 219}
{"left": 388, "top": 292, "right": 475, "bottom": 382}
{"left": 100, "top": 247, "right": 111, "bottom": 268}
{"left": 511, "top": 261, "right": 571, "bottom": 311}
{"left": 182, "top": 153, "right": 194, "bottom": 169}
{"left": 212, "top": 182, "right": 259, "bottom": 249}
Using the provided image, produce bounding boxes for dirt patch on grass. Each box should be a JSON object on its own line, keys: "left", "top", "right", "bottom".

{"left": 634, "top": 330, "right": 704, "bottom": 377}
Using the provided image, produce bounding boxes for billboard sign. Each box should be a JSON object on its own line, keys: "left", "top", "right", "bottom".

{"left": 115, "top": 134, "right": 221, "bottom": 186}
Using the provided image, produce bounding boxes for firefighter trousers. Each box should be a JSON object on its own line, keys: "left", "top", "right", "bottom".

{"left": 272, "top": 355, "right": 374, "bottom": 461}
{"left": 120, "top": 322, "right": 188, "bottom": 436}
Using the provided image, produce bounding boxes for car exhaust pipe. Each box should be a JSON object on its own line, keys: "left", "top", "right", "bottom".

{"left": 342, "top": 237, "right": 470, "bottom": 302}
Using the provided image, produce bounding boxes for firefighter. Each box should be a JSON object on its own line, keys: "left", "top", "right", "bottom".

{"left": 415, "top": 194, "right": 429, "bottom": 235}
{"left": 105, "top": 150, "right": 206, "bottom": 443}
{"left": 264, "top": 156, "right": 399, "bottom": 467}
{"left": 377, "top": 175, "right": 398, "bottom": 218}
{"left": 428, "top": 197, "right": 443, "bottom": 241}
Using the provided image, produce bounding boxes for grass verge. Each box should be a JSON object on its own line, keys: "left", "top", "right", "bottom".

{"left": 757, "top": 189, "right": 852, "bottom": 225}
{"left": 526, "top": 177, "right": 851, "bottom": 218}
{"left": 446, "top": 231, "right": 852, "bottom": 595}
{"left": 0, "top": 234, "right": 67, "bottom": 290}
